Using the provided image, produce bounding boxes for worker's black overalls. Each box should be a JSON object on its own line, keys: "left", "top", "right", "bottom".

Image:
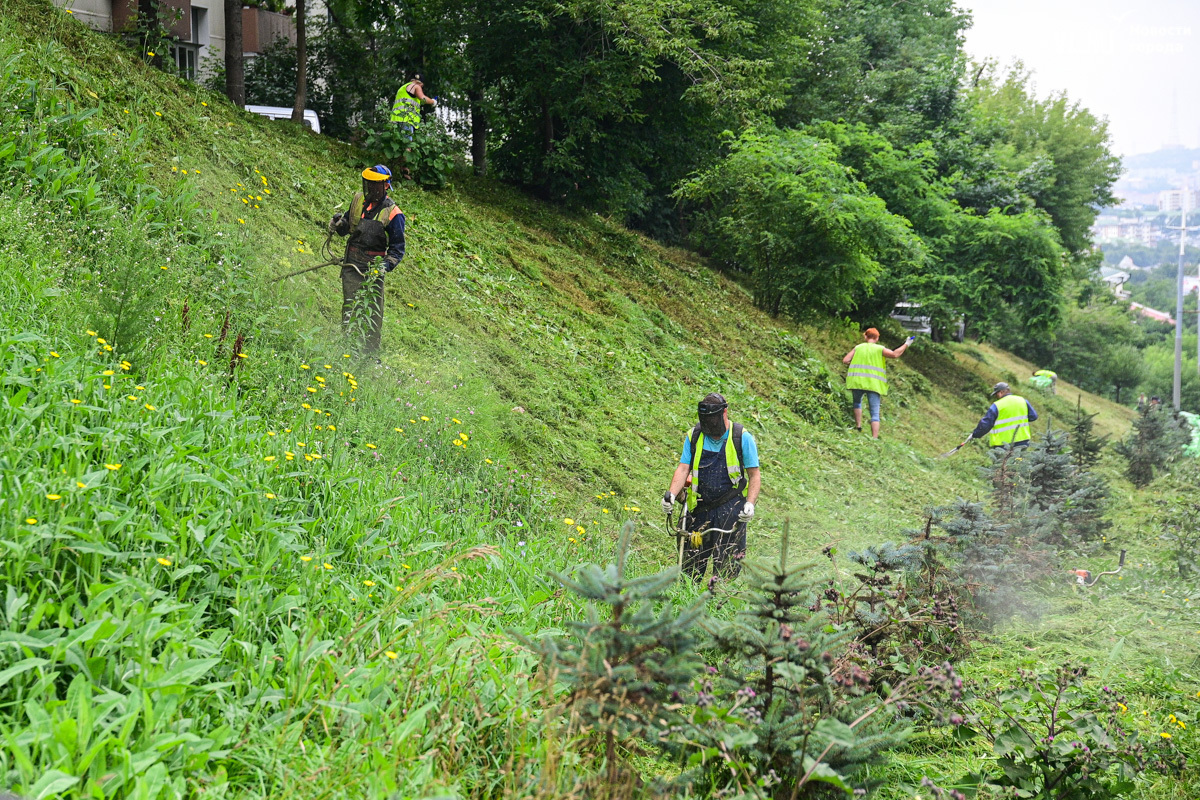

{"left": 683, "top": 445, "right": 747, "bottom": 582}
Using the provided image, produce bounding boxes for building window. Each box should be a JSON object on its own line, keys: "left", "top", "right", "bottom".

{"left": 172, "top": 42, "right": 199, "bottom": 80}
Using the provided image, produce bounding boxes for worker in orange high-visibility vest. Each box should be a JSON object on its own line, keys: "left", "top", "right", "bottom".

{"left": 842, "top": 327, "right": 913, "bottom": 439}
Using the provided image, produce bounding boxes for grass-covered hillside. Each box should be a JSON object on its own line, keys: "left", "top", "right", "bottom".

{"left": 3, "top": 0, "right": 1199, "bottom": 798}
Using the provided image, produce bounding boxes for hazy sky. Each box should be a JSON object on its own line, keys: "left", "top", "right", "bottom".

{"left": 957, "top": 0, "right": 1200, "bottom": 158}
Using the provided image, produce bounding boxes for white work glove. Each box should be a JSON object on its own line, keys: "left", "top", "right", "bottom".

{"left": 739, "top": 501, "right": 755, "bottom": 522}
{"left": 429, "top": 97, "right": 438, "bottom": 107}
{"left": 661, "top": 492, "right": 675, "bottom": 514}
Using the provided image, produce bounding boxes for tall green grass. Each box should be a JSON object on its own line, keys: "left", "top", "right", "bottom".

{"left": 1, "top": 0, "right": 1197, "bottom": 797}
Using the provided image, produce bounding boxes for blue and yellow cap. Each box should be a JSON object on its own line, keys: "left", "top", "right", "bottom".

{"left": 361, "top": 165, "right": 392, "bottom": 182}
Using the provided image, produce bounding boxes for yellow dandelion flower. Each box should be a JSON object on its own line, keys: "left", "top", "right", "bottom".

{"left": 265, "top": 493, "right": 276, "bottom": 499}
{"left": 486, "top": 458, "right": 493, "bottom": 464}
{"left": 25, "top": 518, "right": 37, "bottom": 525}
{"left": 297, "top": 442, "right": 306, "bottom": 447}
{"left": 103, "top": 345, "right": 113, "bottom": 351}
{"left": 363, "top": 580, "right": 375, "bottom": 587}
{"left": 328, "top": 425, "right": 336, "bottom": 431}
{"left": 1161, "top": 732, "right": 1172, "bottom": 739}
{"left": 70, "top": 398, "right": 82, "bottom": 404}
{"left": 365, "top": 443, "right": 377, "bottom": 449}
{"left": 577, "top": 526, "right": 585, "bottom": 534}
{"left": 1118, "top": 703, "right": 1127, "bottom": 712}
{"left": 204, "top": 333, "right": 214, "bottom": 338}
{"left": 602, "top": 509, "right": 609, "bottom": 513}
{"left": 87, "top": 330, "right": 98, "bottom": 336}
{"left": 46, "top": 494, "right": 61, "bottom": 500}
{"left": 459, "top": 433, "right": 469, "bottom": 441}
{"left": 237, "top": 353, "right": 248, "bottom": 359}
{"left": 201, "top": 101, "right": 207, "bottom": 106}
{"left": 301, "top": 555, "right": 313, "bottom": 562}
{"left": 264, "top": 455, "right": 276, "bottom": 462}
{"left": 304, "top": 454, "right": 313, "bottom": 462}
{"left": 104, "top": 464, "right": 121, "bottom": 471}
{"left": 267, "top": 431, "right": 276, "bottom": 436}
{"left": 569, "top": 537, "right": 576, "bottom": 543}
{"left": 301, "top": 403, "right": 311, "bottom": 409}
{"left": 238, "top": 219, "right": 245, "bottom": 224}
{"left": 564, "top": 518, "right": 575, "bottom": 525}
{"left": 385, "top": 651, "right": 398, "bottom": 659}
{"left": 306, "top": 387, "right": 317, "bottom": 393}
{"left": 421, "top": 416, "right": 430, "bottom": 421}
{"left": 50, "top": 351, "right": 61, "bottom": 358}
{"left": 285, "top": 452, "right": 294, "bottom": 460}
{"left": 394, "top": 427, "right": 404, "bottom": 433}
{"left": 157, "top": 558, "right": 173, "bottom": 566}
{"left": 76, "top": 481, "right": 86, "bottom": 489}
{"left": 453, "top": 418, "right": 462, "bottom": 424}
{"left": 101, "top": 370, "right": 115, "bottom": 376}
{"left": 410, "top": 419, "right": 416, "bottom": 424}
{"left": 143, "top": 404, "right": 155, "bottom": 411}
{"left": 323, "top": 562, "right": 334, "bottom": 570}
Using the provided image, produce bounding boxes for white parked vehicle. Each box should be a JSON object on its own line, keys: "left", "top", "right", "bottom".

{"left": 244, "top": 105, "right": 321, "bottom": 134}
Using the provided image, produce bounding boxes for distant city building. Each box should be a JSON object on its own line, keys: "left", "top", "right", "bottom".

{"left": 1129, "top": 302, "right": 1175, "bottom": 325}
{"left": 1157, "top": 188, "right": 1200, "bottom": 212}
{"left": 1100, "top": 266, "right": 1131, "bottom": 299}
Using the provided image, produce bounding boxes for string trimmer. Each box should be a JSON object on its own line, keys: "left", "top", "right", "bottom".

{"left": 271, "top": 229, "right": 365, "bottom": 282}
{"left": 938, "top": 435, "right": 974, "bottom": 459}
{"left": 1070, "top": 549, "right": 1127, "bottom": 587}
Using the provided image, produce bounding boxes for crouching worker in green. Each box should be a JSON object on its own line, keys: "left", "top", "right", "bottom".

{"left": 661, "top": 393, "right": 761, "bottom": 582}
{"left": 329, "top": 165, "right": 406, "bottom": 354}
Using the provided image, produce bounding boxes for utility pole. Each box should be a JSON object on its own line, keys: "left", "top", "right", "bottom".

{"left": 1170, "top": 183, "right": 1194, "bottom": 411}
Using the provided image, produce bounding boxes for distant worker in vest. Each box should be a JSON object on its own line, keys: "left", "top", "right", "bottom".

{"left": 329, "top": 165, "right": 406, "bottom": 354}
{"left": 390, "top": 76, "right": 437, "bottom": 140}
{"left": 1032, "top": 369, "right": 1058, "bottom": 395}
{"left": 842, "top": 327, "right": 913, "bottom": 439}
{"left": 968, "top": 382, "right": 1039, "bottom": 449}
{"left": 661, "top": 393, "right": 761, "bottom": 581}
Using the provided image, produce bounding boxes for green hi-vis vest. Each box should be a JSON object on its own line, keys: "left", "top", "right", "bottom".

{"left": 686, "top": 426, "right": 747, "bottom": 511}
{"left": 846, "top": 343, "right": 888, "bottom": 396}
{"left": 988, "top": 394, "right": 1032, "bottom": 447}
{"left": 1034, "top": 370, "right": 1057, "bottom": 379}
{"left": 390, "top": 82, "right": 421, "bottom": 127}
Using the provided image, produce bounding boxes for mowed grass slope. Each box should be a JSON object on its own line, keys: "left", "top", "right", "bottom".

{"left": 5, "top": 1, "right": 1199, "bottom": 798}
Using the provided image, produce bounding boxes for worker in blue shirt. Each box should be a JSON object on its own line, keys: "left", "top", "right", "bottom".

{"left": 662, "top": 393, "right": 761, "bottom": 581}
{"left": 969, "top": 382, "right": 1038, "bottom": 448}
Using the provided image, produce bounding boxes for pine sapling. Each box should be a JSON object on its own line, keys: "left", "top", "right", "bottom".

{"left": 518, "top": 521, "right": 707, "bottom": 790}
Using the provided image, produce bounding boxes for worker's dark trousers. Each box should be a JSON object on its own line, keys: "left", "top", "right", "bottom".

{"left": 341, "top": 264, "right": 385, "bottom": 354}
{"left": 683, "top": 496, "right": 746, "bottom": 582}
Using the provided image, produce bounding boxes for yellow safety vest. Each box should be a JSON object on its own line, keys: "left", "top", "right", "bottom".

{"left": 846, "top": 343, "right": 888, "bottom": 396}
{"left": 390, "top": 82, "right": 421, "bottom": 127}
{"left": 988, "top": 394, "right": 1032, "bottom": 447}
{"left": 686, "top": 430, "right": 746, "bottom": 511}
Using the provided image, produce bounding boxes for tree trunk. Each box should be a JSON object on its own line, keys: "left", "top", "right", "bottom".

{"left": 1115, "top": 385, "right": 1122, "bottom": 404}
{"left": 223, "top": 0, "right": 245, "bottom": 106}
{"left": 291, "top": 0, "right": 307, "bottom": 124}
{"left": 468, "top": 86, "right": 487, "bottom": 177}
{"left": 539, "top": 96, "right": 553, "bottom": 198}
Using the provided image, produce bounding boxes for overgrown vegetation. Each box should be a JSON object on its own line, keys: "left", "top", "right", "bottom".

{"left": 2, "top": 1, "right": 1199, "bottom": 798}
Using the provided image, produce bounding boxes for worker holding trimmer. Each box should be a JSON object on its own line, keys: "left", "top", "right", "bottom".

{"left": 661, "top": 393, "right": 761, "bottom": 581}
{"left": 842, "top": 327, "right": 913, "bottom": 439}
{"left": 969, "top": 382, "right": 1039, "bottom": 449}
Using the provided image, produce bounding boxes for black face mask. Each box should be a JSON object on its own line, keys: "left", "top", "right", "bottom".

{"left": 362, "top": 179, "right": 387, "bottom": 205}
{"left": 698, "top": 413, "right": 726, "bottom": 439}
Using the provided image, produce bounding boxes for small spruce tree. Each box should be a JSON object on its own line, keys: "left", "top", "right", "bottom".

{"left": 702, "top": 524, "right": 959, "bottom": 798}
{"left": 1116, "top": 405, "right": 1186, "bottom": 487}
{"left": 1070, "top": 396, "right": 1108, "bottom": 471}
{"left": 519, "top": 521, "right": 707, "bottom": 790}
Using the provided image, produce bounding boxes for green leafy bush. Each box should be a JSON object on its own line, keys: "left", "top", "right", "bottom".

{"left": 364, "top": 122, "right": 460, "bottom": 189}
{"left": 954, "top": 664, "right": 1184, "bottom": 799}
